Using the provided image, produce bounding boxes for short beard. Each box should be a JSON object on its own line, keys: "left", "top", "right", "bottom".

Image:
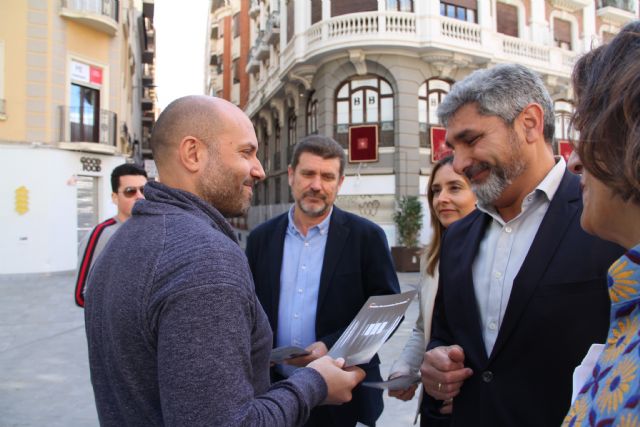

{"left": 297, "top": 191, "right": 329, "bottom": 218}
{"left": 469, "top": 131, "right": 526, "bottom": 205}
{"left": 197, "top": 148, "right": 252, "bottom": 218}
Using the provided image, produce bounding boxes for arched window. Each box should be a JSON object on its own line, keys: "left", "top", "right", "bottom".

{"left": 418, "top": 78, "right": 452, "bottom": 148}
{"left": 554, "top": 100, "right": 574, "bottom": 141}
{"left": 335, "top": 76, "right": 394, "bottom": 148}
{"left": 288, "top": 108, "right": 297, "bottom": 164}
{"left": 306, "top": 91, "right": 318, "bottom": 135}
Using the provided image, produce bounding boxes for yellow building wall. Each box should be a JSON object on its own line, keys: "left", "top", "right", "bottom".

{"left": 0, "top": 0, "right": 29, "bottom": 141}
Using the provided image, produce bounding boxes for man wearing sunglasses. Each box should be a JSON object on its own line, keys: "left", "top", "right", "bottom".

{"left": 74, "top": 163, "right": 147, "bottom": 307}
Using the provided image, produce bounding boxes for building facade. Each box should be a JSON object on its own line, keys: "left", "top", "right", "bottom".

{"left": 0, "top": 0, "right": 157, "bottom": 274}
{"left": 211, "top": 0, "right": 637, "bottom": 246}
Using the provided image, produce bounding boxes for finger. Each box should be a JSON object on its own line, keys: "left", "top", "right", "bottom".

{"left": 446, "top": 345, "right": 466, "bottom": 364}
{"left": 333, "top": 357, "right": 345, "bottom": 368}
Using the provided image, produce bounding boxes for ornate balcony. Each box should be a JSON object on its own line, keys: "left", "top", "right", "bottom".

{"left": 246, "top": 48, "right": 260, "bottom": 74}
{"left": 265, "top": 10, "right": 280, "bottom": 45}
{"left": 59, "top": 0, "right": 119, "bottom": 36}
{"left": 255, "top": 32, "right": 270, "bottom": 60}
{"left": 597, "top": 0, "right": 637, "bottom": 25}
{"left": 249, "top": 0, "right": 261, "bottom": 19}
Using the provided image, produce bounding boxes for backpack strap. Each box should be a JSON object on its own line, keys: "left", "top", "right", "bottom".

{"left": 74, "top": 218, "right": 117, "bottom": 307}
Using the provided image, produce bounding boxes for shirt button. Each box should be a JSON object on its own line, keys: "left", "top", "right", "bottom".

{"left": 482, "top": 371, "right": 494, "bottom": 383}
{"left": 298, "top": 288, "right": 303, "bottom": 293}
{"left": 495, "top": 271, "right": 502, "bottom": 278}
{"left": 488, "top": 321, "right": 497, "bottom": 331}
{"left": 293, "top": 313, "right": 299, "bottom": 319}
{"left": 505, "top": 226, "right": 512, "bottom": 233}
{"left": 304, "top": 242, "right": 309, "bottom": 247}
{"left": 301, "top": 265, "right": 306, "bottom": 270}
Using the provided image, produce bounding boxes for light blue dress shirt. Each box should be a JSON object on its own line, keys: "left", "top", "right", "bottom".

{"left": 276, "top": 207, "right": 331, "bottom": 376}
{"left": 472, "top": 157, "right": 566, "bottom": 357}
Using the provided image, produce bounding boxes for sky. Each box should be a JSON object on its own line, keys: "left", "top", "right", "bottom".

{"left": 154, "top": 0, "right": 210, "bottom": 110}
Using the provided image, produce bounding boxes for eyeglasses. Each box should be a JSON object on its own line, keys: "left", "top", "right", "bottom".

{"left": 120, "top": 186, "right": 145, "bottom": 198}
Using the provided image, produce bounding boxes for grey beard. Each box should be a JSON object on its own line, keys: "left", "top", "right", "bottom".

{"left": 472, "top": 170, "right": 510, "bottom": 205}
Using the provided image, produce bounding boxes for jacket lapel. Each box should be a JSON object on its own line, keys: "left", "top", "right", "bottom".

{"left": 489, "top": 171, "right": 580, "bottom": 361}
{"left": 449, "top": 211, "right": 492, "bottom": 364}
{"left": 316, "top": 208, "right": 350, "bottom": 311}
{"left": 267, "top": 214, "right": 288, "bottom": 334}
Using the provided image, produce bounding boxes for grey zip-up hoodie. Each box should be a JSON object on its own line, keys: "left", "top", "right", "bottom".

{"left": 85, "top": 181, "right": 326, "bottom": 426}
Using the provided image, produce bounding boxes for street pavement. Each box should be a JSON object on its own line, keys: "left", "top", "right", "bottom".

{"left": 0, "top": 271, "right": 422, "bottom": 426}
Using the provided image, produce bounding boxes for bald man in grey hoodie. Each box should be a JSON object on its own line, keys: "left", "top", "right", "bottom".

{"left": 84, "top": 95, "right": 365, "bottom": 426}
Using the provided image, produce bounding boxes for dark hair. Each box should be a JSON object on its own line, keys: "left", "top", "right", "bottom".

{"left": 111, "top": 163, "right": 147, "bottom": 193}
{"left": 290, "top": 134, "right": 346, "bottom": 176}
{"left": 571, "top": 21, "right": 640, "bottom": 202}
{"left": 423, "top": 156, "right": 458, "bottom": 276}
{"left": 438, "top": 63, "right": 555, "bottom": 143}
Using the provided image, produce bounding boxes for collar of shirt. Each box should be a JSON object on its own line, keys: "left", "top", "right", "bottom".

{"left": 287, "top": 205, "right": 333, "bottom": 238}
{"left": 476, "top": 156, "right": 566, "bottom": 226}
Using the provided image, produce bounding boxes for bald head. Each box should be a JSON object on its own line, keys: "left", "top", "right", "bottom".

{"left": 150, "top": 95, "right": 248, "bottom": 171}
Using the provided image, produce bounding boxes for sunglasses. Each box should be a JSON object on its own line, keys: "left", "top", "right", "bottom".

{"left": 120, "top": 186, "right": 145, "bottom": 198}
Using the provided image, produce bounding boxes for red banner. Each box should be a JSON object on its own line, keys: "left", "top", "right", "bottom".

{"left": 558, "top": 140, "right": 573, "bottom": 162}
{"left": 349, "top": 125, "right": 378, "bottom": 163}
{"left": 430, "top": 126, "right": 451, "bottom": 162}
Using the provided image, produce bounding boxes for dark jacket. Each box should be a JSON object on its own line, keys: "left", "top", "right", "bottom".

{"left": 246, "top": 206, "right": 401, "bottom": 426}
{"left": 426, "top": 171, "right": 624, "bottom": 427}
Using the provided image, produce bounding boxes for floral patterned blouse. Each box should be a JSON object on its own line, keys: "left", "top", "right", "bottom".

{"left": 563, "top": 244, "right": 640, "bottom": 427}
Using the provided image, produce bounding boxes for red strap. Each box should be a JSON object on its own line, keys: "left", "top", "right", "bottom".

{"left": 74, "top": 218, "right": 117, "bottom": 307}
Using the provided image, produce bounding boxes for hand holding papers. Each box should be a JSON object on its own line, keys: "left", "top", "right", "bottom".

{"left": 328, "top": 290, "right": 417, "bottom": 367}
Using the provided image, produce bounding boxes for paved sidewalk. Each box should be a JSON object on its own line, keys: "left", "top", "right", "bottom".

{"left": 0, "top": 271, "right": 422, "bottom": 426}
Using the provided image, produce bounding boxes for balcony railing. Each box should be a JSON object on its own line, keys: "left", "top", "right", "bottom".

{"left": 597, "top": 0, "right": 637, "bottom": 13}
{"left": 597, "top": 0, "right": 637, "bottom": 24}
{"left": 59, "top": 0, "right": 119, "bottom": 36}
{"left": 59, "top": 106, "right": 117, "bottom": 147}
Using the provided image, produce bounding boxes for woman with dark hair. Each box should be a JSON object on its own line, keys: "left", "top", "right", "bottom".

{"left": 563, "top": 21, "right": 640, "bottom": 426}
{"left": 388, "top": 155, "right": 476, "bottom": 425}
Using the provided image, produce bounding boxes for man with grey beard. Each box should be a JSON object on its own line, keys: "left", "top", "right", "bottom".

{"left": 246, "top": 135, "right": 400, "bottom": 427}
{"left": 418, "top": 64, "right": 623, "bottom": 427}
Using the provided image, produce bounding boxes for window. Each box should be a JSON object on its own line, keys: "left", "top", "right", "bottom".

{"left": 274, "top": 118, "right": 281, "bottom": 170}
{"left": 306, "top": 91, "right": 318, "bottom": 135}
{"left": 260, "top": 120, "right": 269, "bottom": 171}
{"left": 497, "top": 2, "right": 518, "bottom": 37}
{"left": 334, "top": 76, "right": 394, "bottom": 148}
{"left": 554, "top": 18, "right": 572, "bottom": 50}
{"left": 70, "top": 83, "right": 100, "bottom": 143}
{"left": 233, "top": 58, "right": 240, "bottom": 84}
{"left": 76, "top": 175, "right": 99, "bottom": 244}
{"left": 387, "top": 0, "right": 413, "bottom": 12}
{"left": 440, "top": 1, "right": 477, "bottom": 23}
{"left": 311, "top": 0, "right": 322, "bottom": 24}
{"left": 288, "top": 108, "right": 297, "bottom": 164}
{"left": 332, "top": 0, "right": 377, "bottom": 17}
{"left": 287, "top": 0, "right": 294, "bottom": 42}
{"left": 233, "top": 13, "right": 240, "bottom": 38}
{"left": 418, "top": 79, "right": 452, "bottom": 148}
{"left": 0, "top": 40, "right": 5, "bottom": 118}
{"left": 554, "top": 100, "right": 575, "bottom": 141}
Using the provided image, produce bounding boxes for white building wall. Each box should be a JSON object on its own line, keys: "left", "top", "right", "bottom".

{"left": 0, "top": 144, "right": 126, "bottom": 274}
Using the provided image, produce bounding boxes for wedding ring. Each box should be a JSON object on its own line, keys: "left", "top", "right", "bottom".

{"left": 437, "top": 382, "right": 442, "bottom": 391}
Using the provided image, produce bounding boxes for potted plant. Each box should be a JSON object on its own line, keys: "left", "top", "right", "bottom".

{"left": 391, "top": 195, "right": 423, "bottom": 272}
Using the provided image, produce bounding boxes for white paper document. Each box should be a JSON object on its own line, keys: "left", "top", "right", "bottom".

{"left": 571, "top": 343, "right": 604, "bottom": 404}
{"left": 362, "top": 374, "right": 421, "bottom": 390}
{"left": 328, "top": 290, "right": 417, "bottom": 367}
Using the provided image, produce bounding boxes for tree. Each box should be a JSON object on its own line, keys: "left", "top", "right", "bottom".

{"left": 393, "top": 195, "right": 423, "bottom": 248}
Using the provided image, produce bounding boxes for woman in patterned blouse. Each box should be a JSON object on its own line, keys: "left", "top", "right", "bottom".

{"left": 563, "top": 20, "right": 640, "bottom": 427}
